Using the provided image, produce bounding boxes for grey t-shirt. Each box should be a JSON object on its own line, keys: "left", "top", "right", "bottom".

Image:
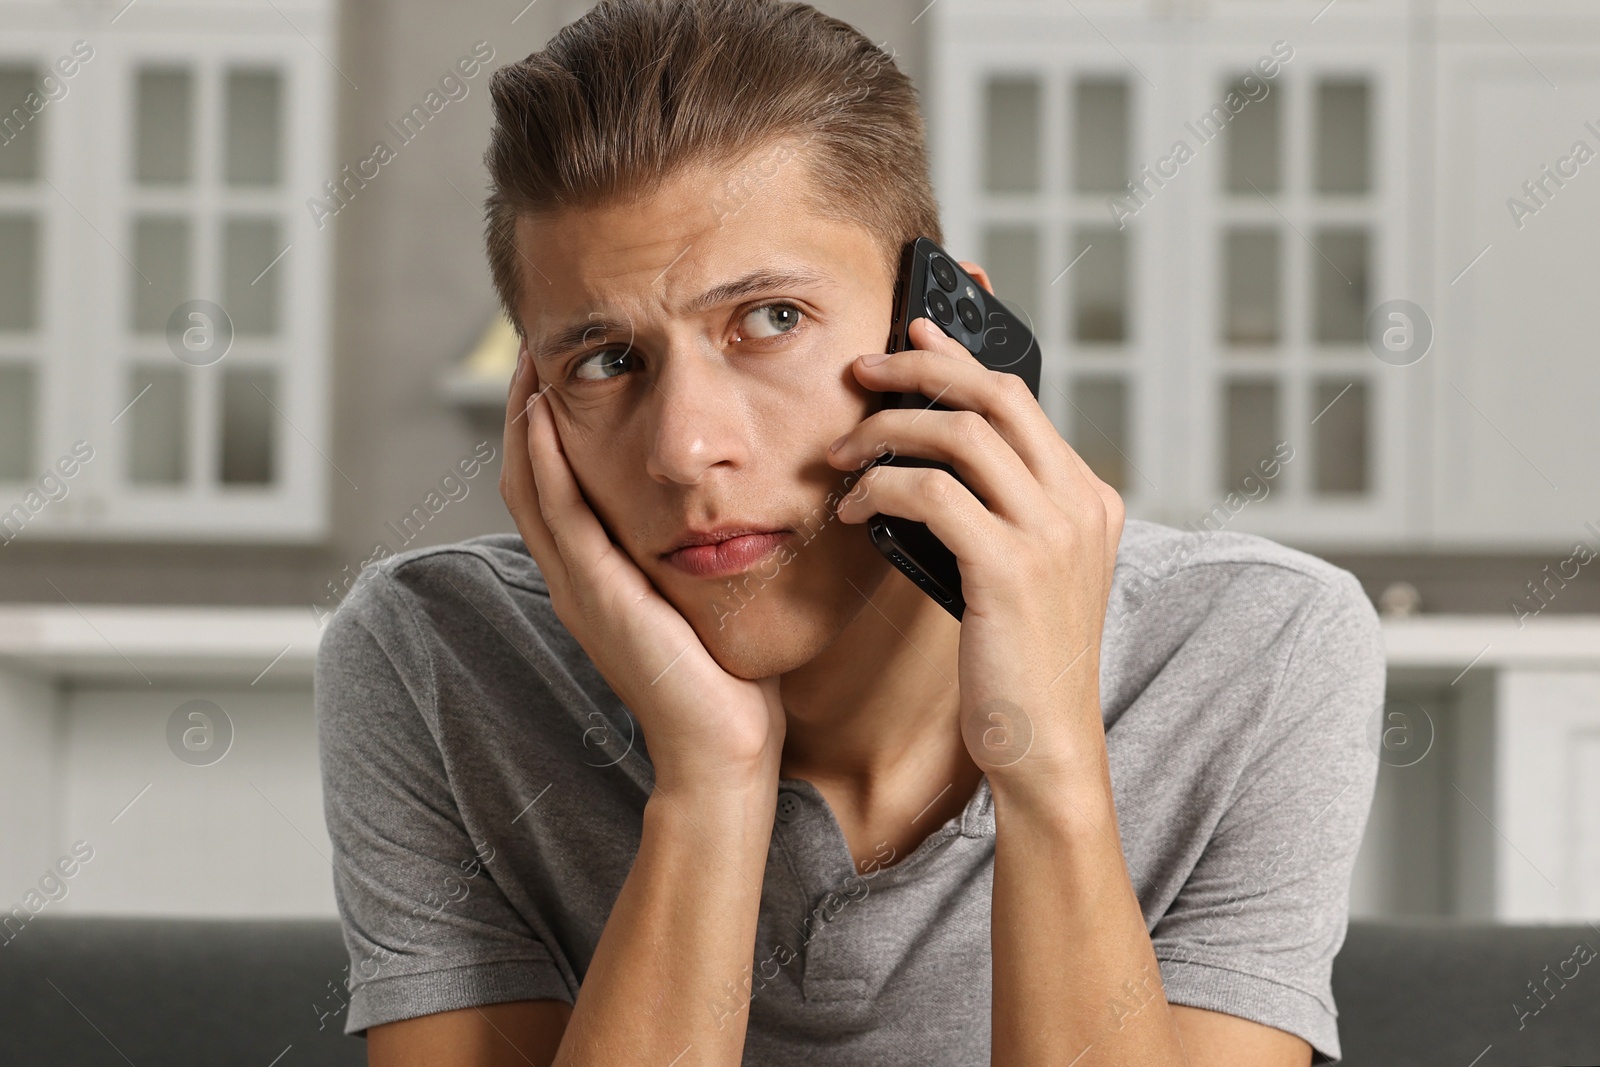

{"left": 315, "top": 518, "right": 1384, "bottom": 1063}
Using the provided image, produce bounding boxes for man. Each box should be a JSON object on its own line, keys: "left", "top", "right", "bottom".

{"left": 315, "top": 0, "right": 1385, "bottom": 1063}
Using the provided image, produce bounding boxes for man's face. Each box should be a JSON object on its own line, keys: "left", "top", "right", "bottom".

{"left": 512, "top": 139, "right": 901, "bottom": 679}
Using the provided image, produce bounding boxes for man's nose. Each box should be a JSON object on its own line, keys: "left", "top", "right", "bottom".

{"left": 643, "top": 345, "right": 750, "bottom": 486}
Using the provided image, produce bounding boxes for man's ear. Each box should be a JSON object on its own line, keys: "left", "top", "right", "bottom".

{"left": 957, "top": 260, "right": 996, "bottom": 296}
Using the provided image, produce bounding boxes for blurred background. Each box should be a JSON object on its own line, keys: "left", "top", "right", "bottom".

{"left": 0, "top": 0, "right": 1596, "bottom": 942}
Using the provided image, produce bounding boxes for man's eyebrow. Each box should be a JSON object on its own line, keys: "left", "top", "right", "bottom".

{"left": 682, "top": 266, "right": 832, "bottom": 314}
{"left": 532, "top": 318, "right": 631, "bottom": 365}
{"left": 531, "top": 266, "right": 833, "bottom": 364}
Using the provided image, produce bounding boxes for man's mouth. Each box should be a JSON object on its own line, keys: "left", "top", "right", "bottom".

{"left": 661, "top": 526, "right": 793, "bottom": 579}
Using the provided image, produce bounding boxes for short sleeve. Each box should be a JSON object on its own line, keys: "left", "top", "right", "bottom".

{"left": 315, "top": 574, "right": 573, "bottom": 1037}
{"left": 1149, "top": 570, "right": 1384, "bottom": 1064}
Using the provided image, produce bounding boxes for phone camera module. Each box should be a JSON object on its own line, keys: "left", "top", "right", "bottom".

{"left": 929, "top": 255, "right": 958, "bottom": 293}
{"left": 956, "top": 296, "right": 982, "bottom": 333}
{"left": 926, "top": 289, "right": 955, "bottom": 326}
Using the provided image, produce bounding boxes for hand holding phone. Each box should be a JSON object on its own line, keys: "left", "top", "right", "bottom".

{"left": 863, "top": 237, "right": 1042, "bottom": 620}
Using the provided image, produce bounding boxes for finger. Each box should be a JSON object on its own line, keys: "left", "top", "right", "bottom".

{"left": 838, "top": 463, "right": 1002, "bottom": 570}
{"left": 500, "top": 344, "right": 565, "bottom": 585}
{"left": 912, "top": 316, "right": 1120, "bottom": 521}
{"left": 523, "top": 386, "right": 629, "bottom": 585}
{"left": 886, "top": 319, "right": 1120, "bottom": 563}
{"left": 1051, "top": 435, "right": 1125, "bottom": 570}
{"left": 827, "top": 407, "right": 1048, "bottom": 529}
{"left": 851, "top": 318, "right": 1092, "bottom": 501}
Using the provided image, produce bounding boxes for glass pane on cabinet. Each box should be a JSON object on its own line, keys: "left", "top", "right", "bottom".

{"left": 1313, "top": 227, "right": 1369, "bottom": 344}
{"left": 1071, "top": 226, "right": 1127, "bottom": 344}
{"left": 0, "top": 215, "right": 38, "bottom": 331}
{"left": 0, "top": 66, "right": 41, "bottom": 181}
{"left": 1222, "top": 228, "right": 1280, "bottom": 346}
{"left": 1313, "top": 378, "right": 1368, "bottom": 494}
{"left": 1223, "top": 380, "right": 1278, "bottom": 491}
{"left": 1074, "top": 79, "right": 1129, "bottom": 193}
{"left": 220, "top": 367, "right": 276, "bottom": 485}
{"left": 1071, "top": 377, "right": 1129, "bottom": 492}
{"left": 984, "top": 76, "right": 1041, "bottom": 193}
{"left": 225, "top": 69, "right": 283, "bottom": 186}
{"left": 223, "top": 217, "right": 281, "bottom": 335}
{"left": 0, "top": 364, "right": 36, "bottom": 480}
{"left": 131, "top": 217, "right": 191, "bottom": 333}
{"left": 1223, "top": 74, "right": 1281, "bottom": 194}
{"left": 127, "top": 366, "right": 187, "bottom": 485}
{"left": 1315, "top": 80, "right": 1371, "bottom": 194}
{"left": 134, "top": 67, "right": 194, "bottom": 184}
{"left": 982, "top": 225, "right": 1040, "bottom": 328}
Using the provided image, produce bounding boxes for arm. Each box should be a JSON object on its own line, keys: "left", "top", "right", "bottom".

{"left": 549, "top": 779, "right": 776, "bottom": 1065}
{"left": 989, "top": 767, "right": 1311, "bottom": 1066}
{"left": 368, "top": 768, "right": 774, "bottom": 1067}
{"left": 827, "top": 305, "right": 1330, "bottom": 1066}
{"left": 370, "top": 1001, "right": 572, "bottom": 1066}
{"left": 492, "top": 343, "right": 788, "bottom": 1066}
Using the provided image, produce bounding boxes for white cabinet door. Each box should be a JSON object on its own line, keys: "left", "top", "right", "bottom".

{"left": 933, "top": 0, "right": 1600, "bottom": 552}
{"left": 1494, "top": 669, "right": 1600, "bottom": 921}
{"left": 1432, "top": 45, "right": 1600, "bottom": 549}
{"left": 933, "top": 1, "right": 1415, "bottom": 545}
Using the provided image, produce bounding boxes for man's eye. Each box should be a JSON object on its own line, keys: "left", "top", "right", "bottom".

{"left": 739, "top": 303, "right": 804, "bottom": 340}
{"left": 572, "top": 347, "right": 634, "bottom": 382}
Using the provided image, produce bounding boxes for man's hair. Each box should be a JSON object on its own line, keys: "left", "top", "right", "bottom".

{"left": 483, "top": 0, "right": 943, "bottom": 335}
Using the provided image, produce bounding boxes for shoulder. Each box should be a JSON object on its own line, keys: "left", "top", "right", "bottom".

{"left": 1104, "top": 519, "right": 1383, "bottom": 717}
{"left": 314, "top": 532, "right": 560, "bottom": 695}
{"left": 1112, "top": 517, "right": 1375, "bottom": 631}
{"left": 318, "top": 532, "right": 549, "bottom": 635}
{"left": 368, "top": 531, "right": 550, "bottom": 601}
{"left": 313, "top": 533, "right": 607, "bottom": 765}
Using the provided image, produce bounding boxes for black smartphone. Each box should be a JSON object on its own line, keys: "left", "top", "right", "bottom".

{"left": 862, "top": 237, "right": 1042, "bottom": 621}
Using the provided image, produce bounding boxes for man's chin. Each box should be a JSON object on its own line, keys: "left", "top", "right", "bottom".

{"left": 666, "top": 569, "right": 876, "bottom": 680}
{"left": 690, "top": 594, "right": 841, "bottom": 680}
{"left": 702, "top": 628, "right": 822, "bottom": 680}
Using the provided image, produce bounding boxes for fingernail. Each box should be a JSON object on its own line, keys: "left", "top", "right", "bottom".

{"left": 513, "top": 347, "right": 528, "bottom": 384}
{"left": 861, "top": 350, "right": 892, "bottom": 367}
{"left": 829, "top": 432, "right": 848, "bottom": 453}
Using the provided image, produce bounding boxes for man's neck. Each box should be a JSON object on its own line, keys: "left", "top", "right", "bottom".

{"left": 777, "top": 566, "right": 981, "bottom": 866}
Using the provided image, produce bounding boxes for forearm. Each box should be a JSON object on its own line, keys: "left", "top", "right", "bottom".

{"left": 989, "top": 762, "right": 1189, "bottom": 1066}
{"left": 552, "top": 779, "right": 775, "bottom": 1067}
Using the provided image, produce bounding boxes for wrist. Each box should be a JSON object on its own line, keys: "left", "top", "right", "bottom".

{"left": 648, "top": 762, "right": 777, "bottom": 819}
{"left": 987, "top": 754, "right": 1118, "bottom": 842}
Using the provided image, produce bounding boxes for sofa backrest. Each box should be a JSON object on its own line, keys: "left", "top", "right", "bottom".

{"left": 1331, "top": 921, "right": 1600, "bottom": 1066}
{"left": 3, "top": 917, "right": 1598, "bottom": 1064}
{"left": 0, "top": 916, "right": 363, "bottom": 1064}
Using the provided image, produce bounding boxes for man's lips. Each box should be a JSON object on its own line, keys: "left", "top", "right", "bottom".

{"left": 662, "top": 531, "right": 793, "bottom": 579}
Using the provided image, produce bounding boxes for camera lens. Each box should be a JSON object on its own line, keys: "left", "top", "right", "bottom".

{"left": 956, "top": 297, "right": 982, "bottom": 333}
{"left": 926, "top": 289, "right": 955, "bottom": 326}
{"left": 929, "top": 255, "right": 958, "bottom": 292}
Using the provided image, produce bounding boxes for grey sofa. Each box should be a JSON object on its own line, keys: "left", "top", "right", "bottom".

{"left": 1, "top": 918, "right": 1597, "bottom": 1065}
